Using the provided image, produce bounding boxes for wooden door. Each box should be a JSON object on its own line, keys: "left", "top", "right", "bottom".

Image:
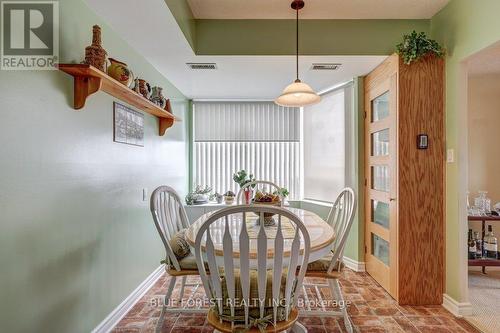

{"left": 364, "top": 55, "right": 398, "bottom": 298}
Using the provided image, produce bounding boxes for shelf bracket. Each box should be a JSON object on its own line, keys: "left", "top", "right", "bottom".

{"left": 74, "top": 76, "right": 102, "bottom": 109}
{"left": 159, "top": 117, "right": 174, "bottom": 136}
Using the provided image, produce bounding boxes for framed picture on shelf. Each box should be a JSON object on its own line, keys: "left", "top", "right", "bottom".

{"left": 113, "top": 102, "right": 144, "bottom": 147}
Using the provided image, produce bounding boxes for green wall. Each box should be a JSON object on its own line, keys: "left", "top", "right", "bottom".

{"left": 351, "top": 77, "right": 365, "bottom": 261}
{"left": 0, "top": 0, "right": 188, "bottom": 332}
{"left": 195, "top": 19, "right": 429, "bottom": 55}
{"left": 164, "top": 0, "right": 197, "bottom": 50}
{"left": 431, "top": 0, "right": 500, "bottom": 302}
{"left": 163, "top": 0, "right": 430, "bottom": 56}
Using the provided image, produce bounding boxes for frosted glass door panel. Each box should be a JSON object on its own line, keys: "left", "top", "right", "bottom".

{"left": 372, "top": 233, "right": 390, "bottom": 266}
{"left": 371, "top": 200, "right": 390, "bottom": 229}
{"left": 371, "top": 129, "right": 389, "bottom": 156}
{"left": 371, "top": 165, "right": 389, "bottom": 192}
{"left": 371, "top": 92, "right": 389, "bottom": 122}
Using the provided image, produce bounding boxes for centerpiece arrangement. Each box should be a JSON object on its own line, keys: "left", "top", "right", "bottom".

{"left": 252, "top": 191, "right": 283, "bottom": 226}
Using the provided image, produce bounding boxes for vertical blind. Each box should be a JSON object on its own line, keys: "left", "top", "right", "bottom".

{"left": 303, "top": 84, "right": 352, "bottom": 202}
{"left": 193, "top": 102, "right": 301, "bottom": 199}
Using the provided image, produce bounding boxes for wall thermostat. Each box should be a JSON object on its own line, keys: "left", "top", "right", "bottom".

{"left": 417, "top": 134, "right": 428, "bottom": 149}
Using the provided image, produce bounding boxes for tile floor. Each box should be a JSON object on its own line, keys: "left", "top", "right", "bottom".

{"left": 112, "top": 269, "right": 480, "bottom": 333}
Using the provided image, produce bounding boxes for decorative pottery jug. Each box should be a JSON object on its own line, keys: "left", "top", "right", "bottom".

{"left": 107, "top": 58, "right": 134, "bottom": 87}
{"left": 150, "top": 86, "right": 167, "bottom": 108}
{"left": 84, "top": 25, "right": 107, "bottom": 72}
{"left": 133, "top": 78, "right": 152, "bottom": 99}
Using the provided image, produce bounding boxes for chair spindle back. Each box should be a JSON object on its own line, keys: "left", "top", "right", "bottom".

{"left": 150, "top": 186, "right": 190, "bottom": 271}
{"left": 194, "top": 205, "right": 311, "bottom": 329}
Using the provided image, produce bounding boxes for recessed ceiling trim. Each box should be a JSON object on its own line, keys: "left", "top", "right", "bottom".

{"left": 187, "top": 0, "right": 450, "bottom": 19}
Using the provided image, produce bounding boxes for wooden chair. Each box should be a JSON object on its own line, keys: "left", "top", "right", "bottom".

{"left": 150, "top": 185, "right": 206, "bottom": 314}
{"left": 236, "top": 180, "right": 284, "bottom": 205}
{"left": 301, "top": 188, "right": 356, "bottom": 333}
{"left": 194, "top": 205, "right": 311, "bottom": 333}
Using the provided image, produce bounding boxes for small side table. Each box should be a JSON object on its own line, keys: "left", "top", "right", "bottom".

{"left": 468, "top": 215, "right": 500, "bottom": 274}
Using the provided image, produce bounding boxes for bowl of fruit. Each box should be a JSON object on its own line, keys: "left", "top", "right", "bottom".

{"left": 252, "top": 191, "right": 281, "bottom": 226}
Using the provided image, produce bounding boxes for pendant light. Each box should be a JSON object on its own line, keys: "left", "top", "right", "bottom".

{"left": 275, "top": 0, "right": 320, "bottom": 107}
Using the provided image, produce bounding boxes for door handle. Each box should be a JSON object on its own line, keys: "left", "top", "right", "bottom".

{"left": 390, "top": 198, "right": 397, "bottom": 202}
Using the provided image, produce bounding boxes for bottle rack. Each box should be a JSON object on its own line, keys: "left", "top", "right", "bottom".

{"left": 468, "top": 215, "right": 500, "bottom": 273}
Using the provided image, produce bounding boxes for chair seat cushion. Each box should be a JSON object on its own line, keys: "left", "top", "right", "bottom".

{"left": 219, "top": 269, "right": 290, "bottom": 323}
{"left": 306, "top": 254, "right": 344, "bottom": 272}
{"left": 169, "top": 229, "right": 190, "bottom": 260}
{"left": 177, "top": 253, "right": 205, "bottom": 270}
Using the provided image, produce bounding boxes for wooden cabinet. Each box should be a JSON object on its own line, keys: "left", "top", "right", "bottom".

{"left": 364, "top": 54, "right": 445, "bottom": 305}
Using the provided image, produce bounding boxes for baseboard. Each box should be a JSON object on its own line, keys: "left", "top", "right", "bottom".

{"left": 442, "top": 294, "right": 473, "bottom": 317}
{"left": 92, "top": 265, "right": 165, "bottom": 333}
{"left": 343, "top": 256, "right": 366, "bottom": 272}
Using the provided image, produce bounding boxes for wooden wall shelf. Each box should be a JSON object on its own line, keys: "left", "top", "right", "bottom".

{"left": 59, "top": 64, "right": 180, "bottom": 136}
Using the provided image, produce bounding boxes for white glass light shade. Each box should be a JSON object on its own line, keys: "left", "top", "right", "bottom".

{"left": 275, "top": 81, "right": 321, "bottom": 107}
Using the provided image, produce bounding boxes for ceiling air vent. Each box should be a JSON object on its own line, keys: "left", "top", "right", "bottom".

{"left": 310, "top": 63, "right": 342, "bottom": 71}
{"left": 186, "top": 63, "right": 217, "bottom": 70}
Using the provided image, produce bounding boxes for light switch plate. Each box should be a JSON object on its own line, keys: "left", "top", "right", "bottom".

{"left": 143, "top": 188, "right": 148, "bottom": 201}
{"left": 447, "top": 149, "right": 454, "bottom": 163}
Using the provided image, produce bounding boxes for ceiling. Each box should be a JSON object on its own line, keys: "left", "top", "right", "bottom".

{"left": 169, "top": 55, "right": 386, "bottom": 99}
{"left": 86, "top": 0, "right": 385, "bottom": 99}
{"left": 187, "top": 0, "right": 450, "bottom": 19}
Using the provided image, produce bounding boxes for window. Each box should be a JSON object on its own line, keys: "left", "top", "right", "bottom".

{"left": 303, "top": 84, "right": 353, "bottom": 202}
{"left": 192, "top": 102, "right": 301, "bottom": 199}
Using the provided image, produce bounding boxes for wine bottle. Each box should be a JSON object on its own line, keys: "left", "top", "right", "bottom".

{"left": 468, "top": 229, "right": 476, "bottom": 259}
{"left": 484, "top": 225, "right": 498, "bottom": 259}
{"left": 474, "top": 231, "right": 483, "bottom": 259}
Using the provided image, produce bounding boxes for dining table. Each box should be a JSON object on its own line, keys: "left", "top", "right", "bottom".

{"left": 185, "top": 207, "right": 336, "bottom": 268}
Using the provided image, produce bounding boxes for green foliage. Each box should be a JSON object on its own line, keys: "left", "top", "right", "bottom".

{"left": 185, "top": 185, "right": 212, "bottom": 205}
{"left": 232, "top": 170, "right": 256, "bottom": 188}
{"left": 273, "top": 187, "right": 289, "bottom": 198}
{"left": 396, "top": 31, "right": 444, "bottom": 65}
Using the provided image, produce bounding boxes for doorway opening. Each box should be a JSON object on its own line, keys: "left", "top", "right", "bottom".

{"left": 463, "top": 41, "right": 500, "bottom": 333}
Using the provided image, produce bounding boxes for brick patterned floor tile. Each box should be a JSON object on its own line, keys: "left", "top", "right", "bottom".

{"left": 357, "top": 326, "right": 387, "bottom": 333}
{"left": 406, "top": 316, "right": 442, "bottom": 326}
{"left": 112, "top": 270, "right": 480, "bottom": 333}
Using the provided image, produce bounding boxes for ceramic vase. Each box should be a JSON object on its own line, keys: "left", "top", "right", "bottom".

{"left": 243, "top": 188, "right": 253, "bottom": 204}
{"left": 150, "top": 86, "right": 167, "bottom": 108}
{"left": 84, "top": 25, "right": 107, "bottom": 72}
{"left": 133, "top": 78, "right": 152, "bottom": 99}
{"left": 107, "top": 58, "right": 134, "bottom": 87}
